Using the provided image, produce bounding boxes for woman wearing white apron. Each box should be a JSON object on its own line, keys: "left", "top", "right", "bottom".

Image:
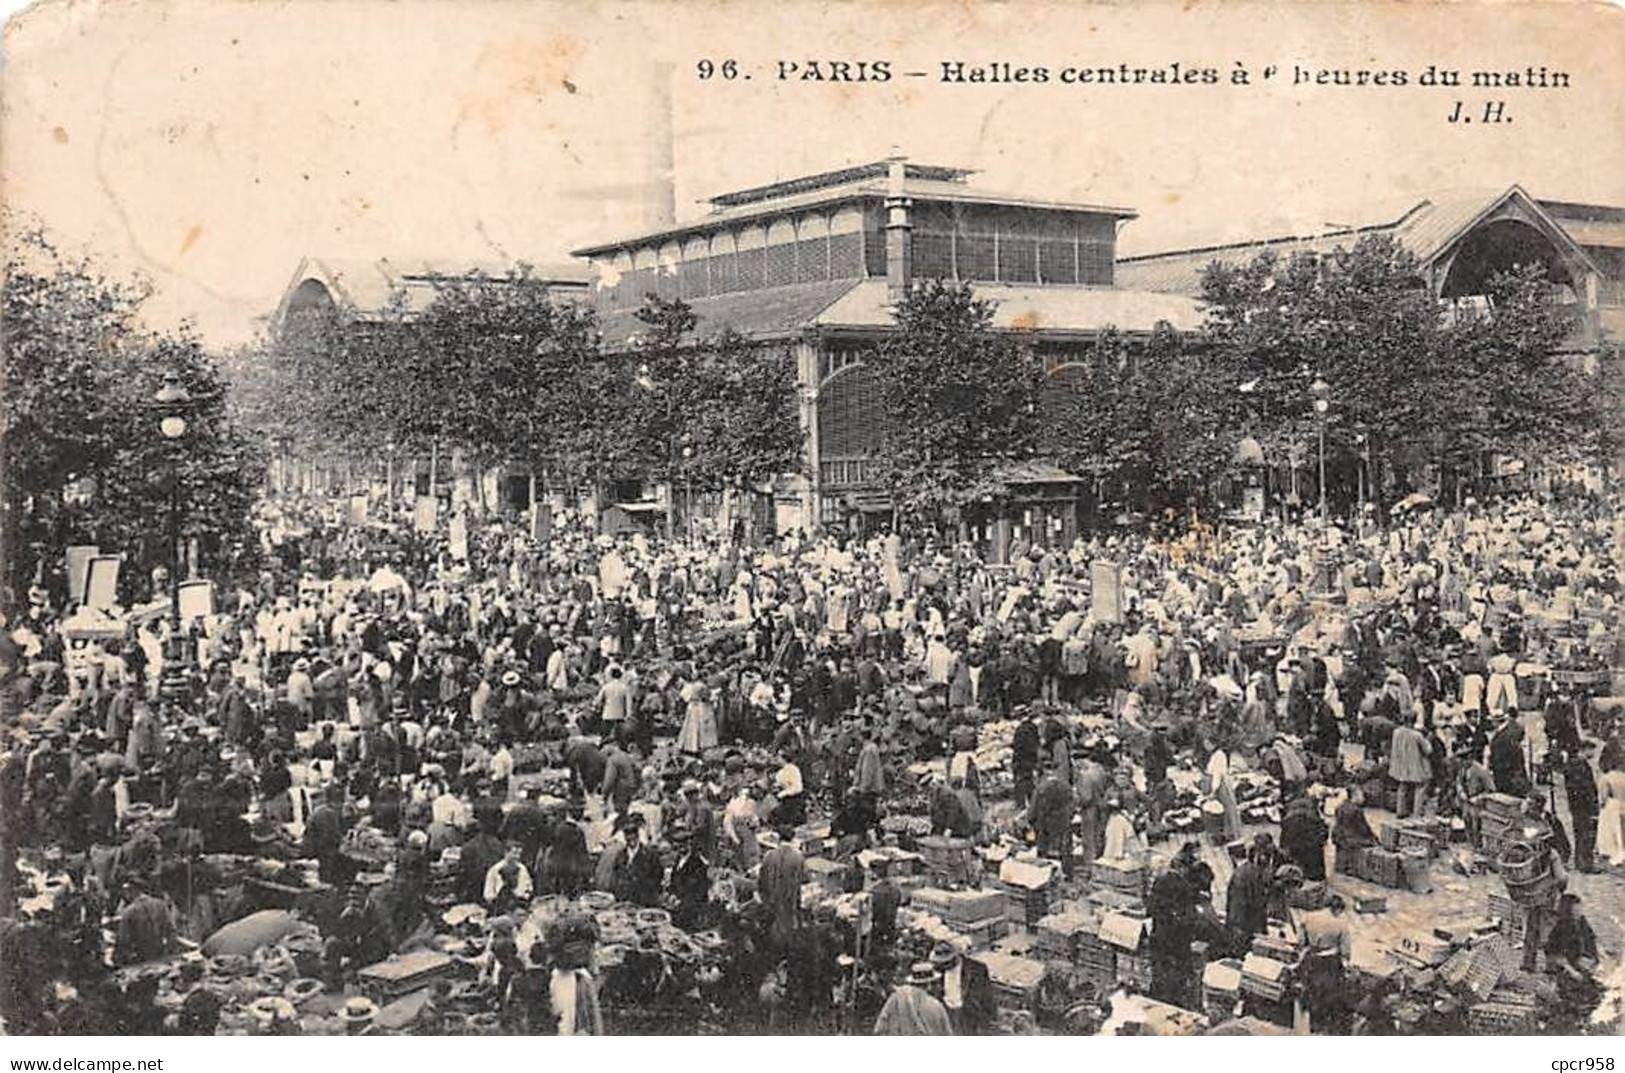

{"left": 1596, "top": 767, "right": 1625, "bottom": 867}
{"left": 1207, "top": 745, "right": 1243, "bottom": 842}
{"left": 676, "top": 681, "right": 718, "bottom": 755}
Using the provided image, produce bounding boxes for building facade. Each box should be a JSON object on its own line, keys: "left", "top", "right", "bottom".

{"left": 1118, "top": 186, "right": 1623, "bottom": 360}
{"left": 270, "top": 172, "right": 1623, "bottom": 532}
{"left": 573, "top": 158, "right": 1205, "bottom": 536}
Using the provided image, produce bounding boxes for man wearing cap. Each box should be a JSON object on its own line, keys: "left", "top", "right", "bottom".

{"left": 1226, "top": 835, "right": 1274, "bottom": 941}
{"left": 1560, "top": 744, "right": 1600, "bottom": 874}
{"left": 667, "top": 826, "right": 711, "bottom": 929}
{"left": 1389, "top": 712, "right": 1433, "bottom": 819}
{"left": 757, "top": 823, "right": 807, "bottom": 950}
{"left": 596, "top": 664, "right": 630, "bottom": 733}
{"left": 621, "top": 815, "right": 665, "bottom": 907}
{"left": 679, "top": 779, "right": 718, "bottom": 863}
{"left": 303, "top": 781, "right": 353, "bottom": 886}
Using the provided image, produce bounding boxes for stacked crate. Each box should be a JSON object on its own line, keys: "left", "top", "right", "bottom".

{"left": 1087, "top": 885, "right": 1148, "bottom": 918}
{"left": 912, "top": 886, "right": 1008, "bottom": 950}
{"left": 1035, "top": 910, "right": 1097, "bottom": 963}
{"left": 1240, "top": 952, "right": 1293, "bottom": 1004}
{"left": 971, "top": 951, "right": 1048, "bottom": 1012}
{"left": 1092, "top": 856, "right": 1147, "bottom": 901}
{"left": 917, "top": 835, "right": 980, "bottom": 887}
{"left": 1200, "top": 959, "right": 1244, "bottom": 1024}
{"left": 1469, "top": 994, "right": 1538, "bottom": 1034}
{"left": 1396, "top": 822, "right": 1439, "bottom": 860}
{"left": 1474, "top": 793, "right": 1526, "bottom": 858}
{"left": 804, "top": 857, "right": 848, "bottom": 895}
{"left": 1075, "top": 929, "right": 1118, "bottom": 990}
{"left": 1099, "top": 911, "right": 1151, "bottom": 992}
{"left": 1364, "top": 847, "right": 1404, "bottom": 888}
{"left": 1488, "top": 892, "right": 1527, "bottom": 948}
{"left": 427, "top": 850, "right": 461, "bottom": 909}
{"left": 997, "top": 858, "right": 1058, "bottom": 932}
{"left": 1250, "top": 932, "right": 1302, "bottom": 965}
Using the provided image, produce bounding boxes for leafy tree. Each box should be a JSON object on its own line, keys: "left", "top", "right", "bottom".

{"left": 1043, "top": 323, "right": 1239, "bottom": 522}
{"left": 683, "top": 328, "right": 802, "bottom": 494}
{"left": 1202, "top": 234, "right": 1604, "bottom": 519}
{"left": 1, "top": 225, "right": 264, "bottom": 608}
{"left": 868, "top": 280, "right": 1044, "bottom": 518}
{"left": 410, "top": 272, "right": 606, "bottom": 498}
{"left": 1202, "top": 236, "right": 1445, "bottom": 519}
{"left": 623, "top": 296, "right": 802, "bottom": 527}
{"left": 1433, "top": 264, "right": 1599, "bottom": 495}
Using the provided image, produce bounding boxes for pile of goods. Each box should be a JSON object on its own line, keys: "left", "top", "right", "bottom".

{"left": 1473, "top": 793, "right": 1529, "bottom": 859}
{"left": 1031, "top": 896, "right": 1151, "bottom": 996}
{"left": 995, "top": 858, "right": 1059, "bottom": 932}
{"left": 905, "top": 887, "right": 1010, "bottom": 952}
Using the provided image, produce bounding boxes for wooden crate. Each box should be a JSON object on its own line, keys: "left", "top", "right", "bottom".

{"left": 1240, "top": 953, "right": 1292, "bottom": 1002}
{"left": 1397, "top": 827, "right": 1438, "bottom": 859}
{"left": 973, "top": 952, "right": 1047, "bottom": 1011}
{"left": 1201, "top": 958, "right": 1244, "bottom": 1023}
{"left": 1117, "top": 951, "right": 1154, "bottom": 992}
{"left": 1035, "top": 912, "right": 1095, "bottom": 961}
{"left": 1076, "top": 933, "right": 1117, "bottom": 986}
{"left": 1365, "top": 848, "right": 1404, "bottom": 888}
{"left": 1468, "top": 1000, "right": 1538, "bottom": 1034}
{"left": 912, "top": 887, "right": 1005, "bottom": 924}
{"left": 357, "top": 949, "right": 455, "bottom": 999}
{"left": 949, "top": 914, "right": 1009, "bottom": 951}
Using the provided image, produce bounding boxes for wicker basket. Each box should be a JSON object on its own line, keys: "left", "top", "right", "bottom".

{"left": 1497, "top": 842, "right": 1548, "bottom": 884}
{"left": 1503, "top": 870, "right": 1562, "bottom": 907}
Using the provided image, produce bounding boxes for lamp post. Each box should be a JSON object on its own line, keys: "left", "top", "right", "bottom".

{"left": 155, "top": 371, "right": 191, "bottom": 707}
{"left": 634, "top": 362, "right": 676, "bottom": 542}
{"left": 1312, "top": 376, "right": 1329, "bottom": 525}
{"left": 682, "top": 444, "right": 695, "bottom": 545}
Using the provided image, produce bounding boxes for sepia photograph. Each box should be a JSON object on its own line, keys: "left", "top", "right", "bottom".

{"left": 1, "top": 0, "right": 1623, "bottom": 1046}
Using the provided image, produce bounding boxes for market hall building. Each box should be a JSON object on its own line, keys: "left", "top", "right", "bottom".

{"left": 571, "top": 158, "right": 1205, "bottom": 539}
{"left": 269, "top": 173, "right": 1623, "bottom": 538}
{"left": 1118, "top": 185, "right": 1624, "bottom": 361}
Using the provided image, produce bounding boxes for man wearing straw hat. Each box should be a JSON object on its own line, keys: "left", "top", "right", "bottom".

{"left": 872, "top": 959, "right": 953, "bottom": 1035}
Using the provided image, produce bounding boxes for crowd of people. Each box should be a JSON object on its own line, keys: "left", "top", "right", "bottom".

{"left": 1, "top": 478, "right": 1621, "bottom": 1035}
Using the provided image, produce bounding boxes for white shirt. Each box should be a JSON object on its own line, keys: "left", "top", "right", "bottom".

{"left": 490, "top": 747, "right": 514, "bottom": 783}
{"left": 775, "top": 762, "right": 804, "bottom": 798}
{"left": 432, "top": 792, "right": 471, "bottom": 829}
{"left": 483, "top": 859, "right": 533, "bottom": 903}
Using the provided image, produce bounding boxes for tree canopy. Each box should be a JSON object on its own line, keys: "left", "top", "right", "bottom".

{"left": 2, "top": 226, "right": 265, "bottom": 608}
{"left": 867, "top": 280, "right": 1045, "bottom": 516}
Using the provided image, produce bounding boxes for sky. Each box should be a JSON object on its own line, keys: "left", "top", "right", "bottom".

{"left": 3, "top": 0, "right": 1623, "bottom": 345}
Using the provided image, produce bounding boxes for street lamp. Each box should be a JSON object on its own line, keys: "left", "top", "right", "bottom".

{"left": 682, "top": 444, "right": 695, "bottom": 545}
{"left": 1311, "top": 376, "right": 1330, "bottom": 525}
{"left": 155, "top": 371, "right": 190, "bottom": 707}
{"left": 633, "top": 363, "right": 676, "bottom": 541}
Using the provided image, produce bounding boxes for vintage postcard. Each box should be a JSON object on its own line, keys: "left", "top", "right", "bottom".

{"left": 1, "top": 0, "right": 1622, "bottom": 1050}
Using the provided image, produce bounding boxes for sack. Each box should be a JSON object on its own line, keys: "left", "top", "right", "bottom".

{"left": 202, "top": 909, "right": 299, "bottom": 958}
